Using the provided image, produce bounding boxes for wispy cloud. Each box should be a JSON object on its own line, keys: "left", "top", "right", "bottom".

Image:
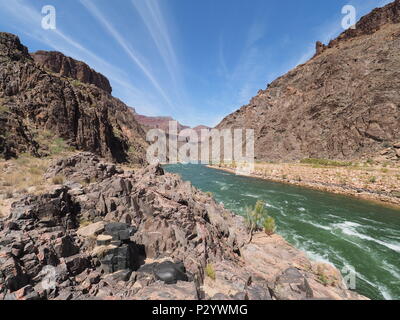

{"left": 218, "top": 20, "right": 269, "bottom": 108}
{"left": 0, "top": 0, "right": 160, "bottom": 114}
{"left": 212, "top": 0, "right": 393, "bottom": 123}
{"left": 131, "top": 0, "right": 184, "bottom": 105}
{"left": 79, "top": 0, "right": 175, "bottom": 110}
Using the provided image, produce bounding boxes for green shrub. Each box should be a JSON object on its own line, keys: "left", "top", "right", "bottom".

{"left": 113, "top": 127, "right": 123, "bottom": 139}
{"left": 263, "top": 216, "right": 276, "bottom": 236}
{"left": 71, "top": 80, "right": 83, "bottom": 87}
{"left": 79, "top": 217, "right": 92, "bottom": 227}
{"left": 245, "top": 200, "right": 265, "bottom": 232}
{"left": 369, "top": 176, "right": 377, "bottom": 183}
{"left": 300, "top": 158, "right": 352, "bottom": 167}
{"left": 49, "top": 137, "right": 73, "bottom": 155}
{"left": 205, "top": 264, "right": 216, "bottom": 281}
{"left": 318, "top": 273, "right": 329, "bottom": 286}
{"left": 246, "top": 200, "right": 277, "bottom": 237}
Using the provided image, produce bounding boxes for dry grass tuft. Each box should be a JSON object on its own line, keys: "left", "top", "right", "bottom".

{"left": 0, "top": 155, "right": 51, "bottom": 199}
{"left": 51, "top": 175, "right": 65, "bottom": 185}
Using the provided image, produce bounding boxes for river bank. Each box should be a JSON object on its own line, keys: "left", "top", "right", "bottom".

{"left": 208, "top": 162, "right": 400, "bottom": 208}
{"left": 0, "top": 152, "right": 368, "bottom": 300}
{"left": 165, "top": 163, "right": 400, "bottom": 299}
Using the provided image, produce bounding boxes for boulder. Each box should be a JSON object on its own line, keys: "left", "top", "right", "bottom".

{"left": 154, "top": 261, "right": 189, "bottom": 284}
{"left": 54, "top": 236, "right": 79, "bottom": 258}
{"left": 99, "top": 243, "right": 143, "bottom": 274}
{"left": 104, "top": 222, "right": 135, "bottom": 241}
{"left": 270, "top": 268, "right": 314, "bottom": 300}
{"left": 137, "top": 261, "right": 189, "bottom": 285}
{"left": 65, "top": 254, "right": 90, "bottom": 276}
{"left": 77, "top": 221, "right": 105, "bottom": 238}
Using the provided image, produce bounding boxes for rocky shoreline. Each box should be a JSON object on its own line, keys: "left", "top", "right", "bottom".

{"left": 0, "top": 153, "right": 367, "bottom": 300}
{"left": 208, "top": 164, "right": 400, "bottom": 208}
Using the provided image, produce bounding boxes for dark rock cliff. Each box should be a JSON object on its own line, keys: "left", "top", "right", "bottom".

{"left": 30, "top": 51, "right": 112, "bottom": 94}
{"left": 0, "top": 32, "right": 147, "bottom": 164}
{"left": 217, "top": 0, "right": 400, "bottom": 161}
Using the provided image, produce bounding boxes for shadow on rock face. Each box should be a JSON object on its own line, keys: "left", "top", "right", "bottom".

{"left": 137, "top": 261, "right": 189, "bottom": 285}
{"left": 98, "top": 222, "right": 146, "bottom": 273}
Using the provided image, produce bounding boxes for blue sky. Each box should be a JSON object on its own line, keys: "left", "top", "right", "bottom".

{"left": 0, "top": 0, "right": 393, "bottom": 127}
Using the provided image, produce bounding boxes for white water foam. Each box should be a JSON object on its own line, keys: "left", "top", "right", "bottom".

{"left": 242, "top": 193, "right": 260, "bottom": 199}
{"left": 333, "top": 222, "right": 400, "bottom": 253}
{"left": 304, "top": 250, "right": 335, "bottom": 267}
{"left": 215, "top": 181, "right": 232, "bottom": 191}
{"left": 300, "top": 219, "right": 332, "bottom": 231}
{"left": 357, "top": 273, "right": 394, "bottom": 300}
{"left": 381, "top": 260, "right": 400, "bottom": 280}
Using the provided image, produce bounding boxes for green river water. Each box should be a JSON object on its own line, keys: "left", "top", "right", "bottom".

{"left": 163, "top": 164, "right": 400, "bottom": 300}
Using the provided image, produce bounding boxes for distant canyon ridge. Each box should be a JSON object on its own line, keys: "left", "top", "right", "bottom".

{"left": 217, "top": 0, "right": 400, "bottom": 162}
{"left": 132, "top": 111, "right": 211, "bottom": 137}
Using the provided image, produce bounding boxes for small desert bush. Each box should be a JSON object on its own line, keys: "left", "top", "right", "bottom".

{"left": 318, "top": 273, "right": 329, "bottom": 286}
{"left": 245, "top": 201, "right": 265, "bottom": 233}
{"left": 79, "top": 217, "right": 92, "bottom": 227}
{"left": 366, "top": 158, "right": 374, "bottom": 165}
{"left": 71, "top": 79, "right": 83, "bottom": 87}
{"left": 205, "top": 264, "right": 216, "bottom": 281}
{"left": 369, "top": 176, "right": 377, "bottom": 183}
{"left": 52, "top": 175, "right": 65, "bottom": 185}
{"left": 245, "top": 200, "right": 276, "bottom": 237}
{"left": 316, "top": 265, "right": 333, "bottom": 287}
{"left": 263, "top": 216, "right": 276, "bottom": 236}
{"left": 113, "top": 127, "right": 123, "bottom": 139}
{"left": 35, "top": 130, "right": 75, "bottom": 156}
{"left": 50, "top": 137, "right": 73, "bottom": 155}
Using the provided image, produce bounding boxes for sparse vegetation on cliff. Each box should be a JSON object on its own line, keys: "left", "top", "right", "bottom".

{"left": 205, "top": 264, "right": 216, "bottom": 281}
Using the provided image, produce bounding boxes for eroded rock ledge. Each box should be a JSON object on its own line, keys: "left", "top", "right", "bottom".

{"left": 31, "top": 51, "right": 112, "bottom": 95}
{"left": 0, "top": 153, "right": 367, "bottom": 300}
